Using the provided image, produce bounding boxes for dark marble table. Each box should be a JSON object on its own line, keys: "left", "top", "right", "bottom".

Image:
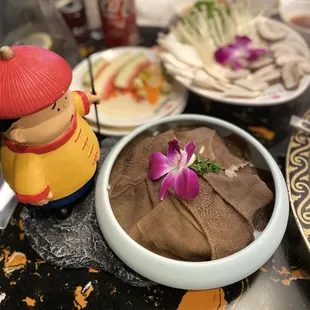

{"left": 0, "top": 26, "right": 310, "bottom": 310}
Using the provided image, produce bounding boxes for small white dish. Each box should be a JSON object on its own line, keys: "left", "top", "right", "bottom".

{"left": 95, "top": 114, "right": 289, "bottom": 289}
{"left": 162, "top": 18, "right": 310, "bottom": 106}
{"left": 279, "top": 1, "right": 310, "bottom": 43}
{"left": 89, "top": 98, "right": 187, "bottom": 136}
{"left": 71, "top": 47, "right": 188, "bottom": 128}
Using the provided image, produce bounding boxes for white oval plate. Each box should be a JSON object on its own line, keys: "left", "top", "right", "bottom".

{"left": 163, "top": 18, "right": 310, "bottom": 106}
{"left": 89, "top": 95, "right": 187, "bottom": 136}
{"left": 71, "top": 47, "right": 188, "bottom": 127}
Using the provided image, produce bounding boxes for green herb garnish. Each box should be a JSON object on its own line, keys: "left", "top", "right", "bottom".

{"left": 194, "top": 0, "right": 216, "bottom": 18}
{"left": 191, "top": 156, "right": 221, "bottom": 176}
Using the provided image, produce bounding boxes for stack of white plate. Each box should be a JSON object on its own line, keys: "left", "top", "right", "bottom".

{"left": 71, "top": 47, "right": 188, "bottom": 136}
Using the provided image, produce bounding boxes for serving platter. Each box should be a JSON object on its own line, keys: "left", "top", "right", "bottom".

{"left": 162, "top": 17, "right": 310, "bottom": 106}
{"left": 286, "top": 108, "right": 310, "bottom": 251}
{"left": 88, "top": 97, "right": 187, "bottom": 136}
{"left": 71, "top": 47, "right": 188, "bottom": 128}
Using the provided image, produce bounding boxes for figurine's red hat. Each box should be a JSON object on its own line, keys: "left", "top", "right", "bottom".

{"left": 0, "top": 45, "right": 72, "bottom": 119}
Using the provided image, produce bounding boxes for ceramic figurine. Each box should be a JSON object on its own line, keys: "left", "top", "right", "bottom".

{"left": 0, "top": 45, "right": 100, "bottom": 209}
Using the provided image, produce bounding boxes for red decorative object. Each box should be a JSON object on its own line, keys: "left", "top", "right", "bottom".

{"left": 0, "top": 45, "right": 72, "bottom": 119}
{"left": 59, "top": 0, "right": 89, "bottom": 45}
{"left": 98, "top": 0, "right": 139, "bottom": 47}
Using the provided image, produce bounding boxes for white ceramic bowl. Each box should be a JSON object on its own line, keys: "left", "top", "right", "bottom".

{"left": 95, "top": 115, "right": 289, "bottom": 289}
{"left": 280, "top": 1, "right": 310, "bottom": 43}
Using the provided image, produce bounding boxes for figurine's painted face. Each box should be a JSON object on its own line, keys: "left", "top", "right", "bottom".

{"left": 4, "top": 90, "right": 75, "bottom": 145}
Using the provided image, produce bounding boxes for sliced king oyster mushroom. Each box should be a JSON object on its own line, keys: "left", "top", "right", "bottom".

{"left": 160, "top": 52, "right": 191, "bottom": 70}
{"left": 218, "top": 80, "right": 234, "bottom": 89}
{"left": 270, "top": 41, "right": 291, "bottom": 52}
{"left": 257, "top": 21, "right": 287, "bottom": 42}
{"left": 204, "top": 64, "right": 250, "bottom": 82}
{"left": 299, "top": 62, "right": 310, "bottom": 74}
{"left": 225, "top": 68, "right": 250, "bottom": 80}
{"left": 204, "top": 64, "right": 230, "bottom": 83}
{"left": 273, "top": 50, "right": 296, "bottom": 59}
{"left": 234, "top": 78, "right": 268, "bottom": 92}
{"left": 165, "top": 63, "right": 232, "bottom": 92}
{"left": 276, "top": 55, "right": 307, "bottom": 66}
{"left": 271, "top": 41, "right": 310, "bottom": 59}
{"left": 298, "top": 67, "right": 305, "bottom": 78}
{"left": 249, "top": 57, "right": 273, "bottom": 70}
{"left": 248, "top": 62, "right": 281, "bottom": 85}
{"left": 192, "top": 71, "right": 228, "bottom": 92}
{"left": 252, "top": 64, "right": 276, "bottom": 79}
{"left": 281, "top": 62, "right": 303, "bottom": 90}
{"left": 259, "top": 70, "right": 281, "bottom": 84}
{"left": 157, "top": 32, "right": 204, "bottom": 68}
{"left": 223, "top": 86, "right": 261, "bottom": 98}
{"left": 293, "top": 42, "right": 310, "bottom": 60}
{"left": 271, "top": 45, "right": 297, "bottom": 56}
{"left": 193, "top": 79, "right": 227, "bottom": 92}
{"left": 164, "top": 63, "right": 195, "bottom": 80}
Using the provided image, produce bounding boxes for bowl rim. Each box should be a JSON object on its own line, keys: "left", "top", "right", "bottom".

{"left": 279, "top": 1, "right": 310, "bottom": 34}
{"left": 95, "top": 114, "right": 289, "bottom": 289}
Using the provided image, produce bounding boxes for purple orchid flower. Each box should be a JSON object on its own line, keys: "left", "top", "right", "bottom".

{"left": 149, "top": 138, "right": 200, "bottom": 200}
{"left": 215, "top": 36, "right": 268, "bottom": 70}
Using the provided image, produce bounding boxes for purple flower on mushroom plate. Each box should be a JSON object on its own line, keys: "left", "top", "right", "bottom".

{"left": 215, "top": 36, "right": 268, "bottom": 70}
{"left": 149, "top": 138, "right": 199, "bottom": 200}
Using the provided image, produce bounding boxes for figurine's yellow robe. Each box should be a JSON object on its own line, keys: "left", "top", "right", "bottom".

{"left": 1, "top": 91, "right": 100, "bottom": 203}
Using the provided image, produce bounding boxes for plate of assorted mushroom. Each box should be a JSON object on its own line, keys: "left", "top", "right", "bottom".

{"left": 159, "top": 0, "right": 310, "bottom": 106}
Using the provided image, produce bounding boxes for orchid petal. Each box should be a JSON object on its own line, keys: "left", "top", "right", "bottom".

{"left": 235, "top": 36, "right": 251, "bottom": 47}
{"left": 149, "top": 152, "right": 174, "bottom": 180}
{"left": 160, "top": 171, "right": 176, "bottom": 200}
{"left": 167, "top": 138, "right": 181, "bottom": 166}
{"left": 215, "top": 36, "right": 268, "bottom": 70}
{"left": 174, "top": 167, "right": 200, "bottom": 200}
{"left": 215, "top": 45, "right": 235, "bottom": 65}
{"left": 227, "top": 44, "right": 236, "bottom": 49}
{"left": 232, "top": 59, "right": 243, "bottom": 70}
{"left": 215, "top": 44, "right": 247, "bottom": 70}
{"left": 179, "top": 150, "right": 188, "bottom": 167}
{"left": 247, "top": 48, "right": 268, "bottom": 62}
{"left": 185, "top": 141, "right": 195, "bottom": 164}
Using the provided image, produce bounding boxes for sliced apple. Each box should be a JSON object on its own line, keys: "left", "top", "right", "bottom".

{"left": 95, "top": 52, "right": 133, "bottom": 99}
{"left": 114, "top": 53, "right": 151, "bottom": 90}
{"left": 83, "top": 58, "right": 108, "bottom": 87}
